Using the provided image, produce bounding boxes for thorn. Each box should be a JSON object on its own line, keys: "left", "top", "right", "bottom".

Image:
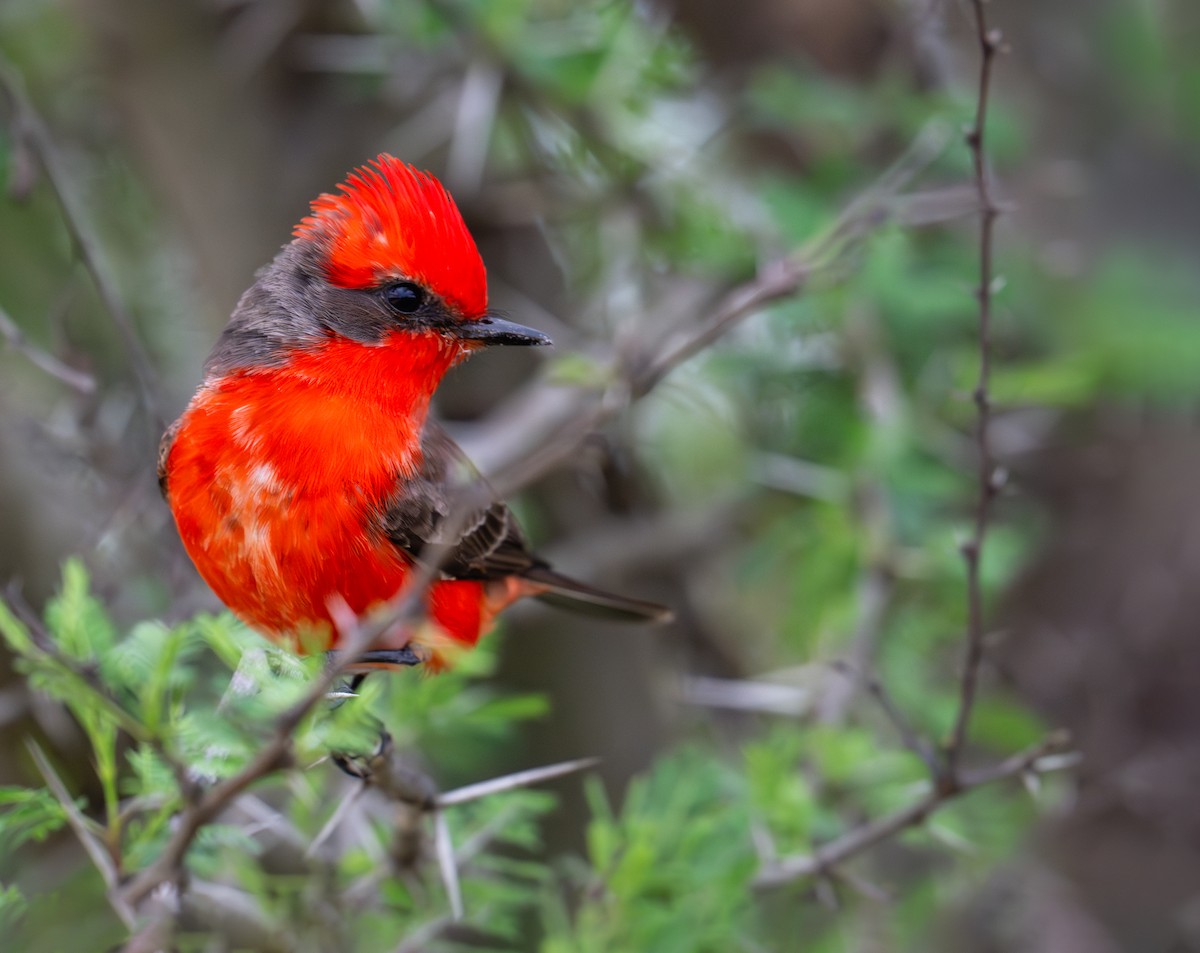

{"left": 1021, "top": 769, "right": 1041, "bottom": 799}
{"left": 814, "top": 873, "right": 840, "bottom": 910}
{"left": 438, "top": 757, "right": 600, "bottom": 807}
{"left": 308, "top": 784, "right": 367, "bottom": 857}
{"left": 434, "top": 811, "right": 463, "bottom": 920}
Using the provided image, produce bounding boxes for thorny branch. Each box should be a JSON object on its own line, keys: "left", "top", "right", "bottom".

{"left": 754, "top": 733, "right": 1073, "bottom": 889}
{"left": 945, "top": 0, "right": 1005, "bottom": 781}
{"left": 751, "top": 1, "right": 1074, "bottom": 893}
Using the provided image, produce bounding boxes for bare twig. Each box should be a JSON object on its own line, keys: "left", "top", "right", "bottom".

{"left": 306, "top": 783, "right": 367, "bottom": 858}
{"left": 755, "top": 732, "right": 1072, "bottom": 889}
{"left": 483, "top": 254, "right": 817, "bottom": 502}
{"left": 26, "top": 740, "right": 136, "bottom": 929}
{"left": 674, "top": 675, "right": 812, "bottom": 717}
{"left": 629, "top": 255, "right": 812, "bottom": 397}
{"left": 862, "top": 674, "right": 941, "bottom": 779}
{"left": 0, "top": 304, "right": 95, "bottom": 393}
{"left": 945, "top": 0, "right": 1005, "bottom": 781}
{"left": 0, "top": 54, "right": 162, "bottom": 427}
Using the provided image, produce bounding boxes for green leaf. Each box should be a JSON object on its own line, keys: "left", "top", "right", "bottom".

{"left": 0, "top": 884, "right": 27, "bottom": 934}
{"left": 0, "top": 786, "right": 73, "bottom": 855}
{"left": 44, "top": 558, "right": 117, "bottom": 662}
{"left": 0, "top": 599, "right": 34, "bottom": 657}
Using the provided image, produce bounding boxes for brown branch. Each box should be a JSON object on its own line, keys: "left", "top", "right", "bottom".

{"left": 26, "top": 740, "right": 137, "bottom": 929}
{"left": 629, "top": 255, "right": 812, "bottom": 397}
{"left": 944, "top": 0, "right": 1005, "bottom": 780}
{"left": 863, "top": 672, "right": 941, "bottom": 779}
{"left": 754, "top": 731, "right": 1071, "bottom": 889}
{"left": 481, "top": 257, "right": 808, "bottom": 500}
{"left": 0, "top": 303, "right": 96, "bottom": 394}
{"left": 0, "top": 54, "right": 163, "bottom": 429}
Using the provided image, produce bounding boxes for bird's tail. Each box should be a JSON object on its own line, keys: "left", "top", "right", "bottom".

{"left": 521, "top": 566, "right": 673, "bottom": 623}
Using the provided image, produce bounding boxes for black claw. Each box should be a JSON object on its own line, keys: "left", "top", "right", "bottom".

{"left": 332, "top": 750, "right": 367, "bottom": 780}
{"left": 332, "top": 728, "right": 394, "bottom": 781}
{"left": 323, "top": 649, "right": 416, "bottom": 781}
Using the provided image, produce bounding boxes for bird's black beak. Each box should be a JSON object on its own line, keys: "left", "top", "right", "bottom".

{"left": 455, "top": 316, "right": 552, "bottom": 347}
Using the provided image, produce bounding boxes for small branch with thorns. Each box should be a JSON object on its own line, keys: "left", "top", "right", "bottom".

{"left": 944, "top": 0, "right": 1006, "bottom": 783}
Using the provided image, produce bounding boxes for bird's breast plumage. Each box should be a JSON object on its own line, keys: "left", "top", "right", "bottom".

{"left": 163, "top": 336, "right": 487, "bottom": 656}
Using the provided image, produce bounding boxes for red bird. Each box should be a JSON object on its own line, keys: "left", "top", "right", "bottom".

{"left": 159, "top": 155, "right": 667, "bottom": 671}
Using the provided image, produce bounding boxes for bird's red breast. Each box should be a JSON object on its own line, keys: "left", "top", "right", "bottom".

{"left": 164, "top": 331, "right": 494, "bottom": 664}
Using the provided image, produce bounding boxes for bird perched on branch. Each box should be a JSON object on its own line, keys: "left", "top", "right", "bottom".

{"left": 159, "top": 155, "right": 668, "bottom": 671}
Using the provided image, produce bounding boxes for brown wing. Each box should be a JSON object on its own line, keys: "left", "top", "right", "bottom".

{"left": 382, "top": 423, "right": 673, "bottom": 622}
{"left": 381, "top": 423, "right": 544, "bottom": 581}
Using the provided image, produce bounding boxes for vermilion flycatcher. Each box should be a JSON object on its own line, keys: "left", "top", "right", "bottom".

{"left": 159, "top": 155, "right": 667, "bottom": 670}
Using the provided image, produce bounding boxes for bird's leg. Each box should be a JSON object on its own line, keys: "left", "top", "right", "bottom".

{"left": 325, "top": 647, "right": 422, "bottom": 779}
{"left": 324, "top": 646, "right": 423, "bottom": 700}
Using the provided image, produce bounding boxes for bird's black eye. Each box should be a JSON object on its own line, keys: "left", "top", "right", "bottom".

{"left": 384, "top": 282, "right": 425, "bottom": 314}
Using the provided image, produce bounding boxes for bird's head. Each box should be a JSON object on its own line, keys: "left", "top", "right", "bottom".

{"left": 207, "top": 155, "right": 549, "bottom": 380}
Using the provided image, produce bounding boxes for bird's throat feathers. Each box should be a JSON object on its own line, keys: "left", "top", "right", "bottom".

{"left": 195, "top": 332, "right": 459, "bottom": 496}
{"left": 275, "top": 330, "right": 463, "bottom": 418}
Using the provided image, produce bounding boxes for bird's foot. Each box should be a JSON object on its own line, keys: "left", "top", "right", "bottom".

{"left": 332, "top": 728, "right": 394, "bottom": 781}
{"left": 324, "top": 648, "right": 422, "bottom": 779}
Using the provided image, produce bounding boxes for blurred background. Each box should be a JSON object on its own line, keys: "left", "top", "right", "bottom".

{"left": 1, "top": 0, "right": 1199, "bottom": 950}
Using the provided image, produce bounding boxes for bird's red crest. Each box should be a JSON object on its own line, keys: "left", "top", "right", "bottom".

{"left": 295, "top": 155, "right": 487, "bottom": 318}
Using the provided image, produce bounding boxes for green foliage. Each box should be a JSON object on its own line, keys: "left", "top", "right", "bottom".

{"left": 0, "top": 563, "right": 555, "bottom": 950}
{"left": 0, "top": 882, "right": 26, "bottom": 933}
{"left": 545, "top": 750, "right": 756, "bottom": 953}
{"left": 0, "top": 786, "right": 72, "bottom": 856}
